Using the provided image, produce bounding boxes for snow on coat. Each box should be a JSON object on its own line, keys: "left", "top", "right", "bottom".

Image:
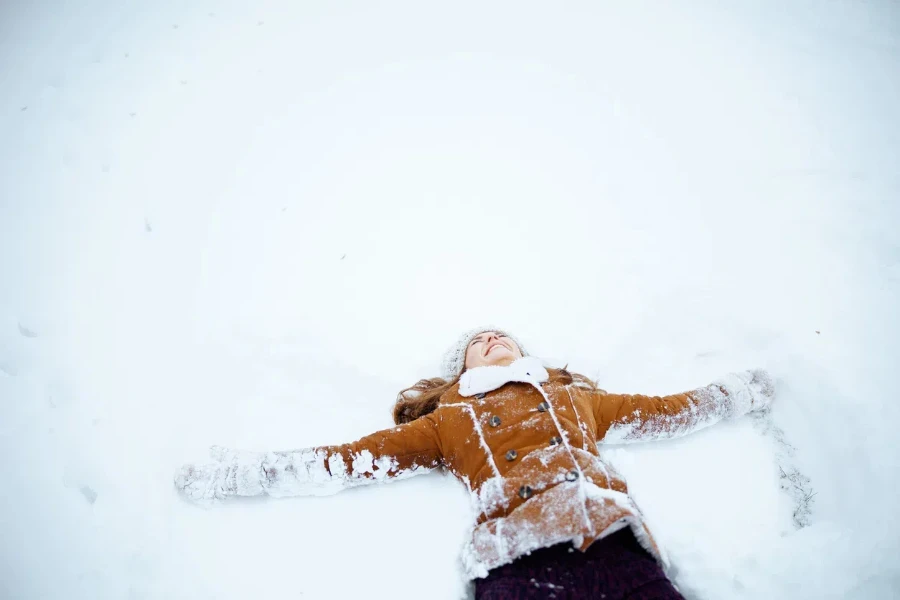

{"left": 175, "top": 357, "right": 775, "bottom": 579}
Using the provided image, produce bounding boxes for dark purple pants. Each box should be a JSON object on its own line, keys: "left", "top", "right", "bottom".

{"left": 474, "top": 529, "right": 685, "bottom": 600}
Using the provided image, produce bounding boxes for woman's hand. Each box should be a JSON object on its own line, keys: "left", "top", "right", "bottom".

{"left": 175, "top": 446, "right": 265, "bottom": 504}
{"left": 715, "top": 369, "right": 776, "bottom": 416}
{"left": 745, "top": 369, "right": 776, "bottom": 409}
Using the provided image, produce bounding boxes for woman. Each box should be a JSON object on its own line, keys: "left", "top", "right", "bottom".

{"left": 176, "top": 327, "right": 774, "bottom": 599}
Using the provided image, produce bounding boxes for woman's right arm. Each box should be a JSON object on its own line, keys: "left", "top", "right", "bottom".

{"left": 175, "top": 412, "right": 443, "bottom": 503}
{"left": 590, "top": 369, "right": 775, "bottom": 444}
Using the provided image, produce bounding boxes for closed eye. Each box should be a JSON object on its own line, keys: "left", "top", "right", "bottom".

{"left": 471, "top": 333, "right": 505, "bottom": 347}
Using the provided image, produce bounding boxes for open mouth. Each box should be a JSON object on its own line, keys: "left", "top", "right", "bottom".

{"left": 486, "top": 344, "right": 507, "bottom": 355}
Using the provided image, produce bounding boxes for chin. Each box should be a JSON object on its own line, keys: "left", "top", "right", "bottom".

{"left": 487, "top": 351, "right": 514, "bottom": 365}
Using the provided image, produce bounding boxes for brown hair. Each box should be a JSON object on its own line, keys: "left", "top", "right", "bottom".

{"left": 392, "top": 367, "right": 599, "bottom": 425}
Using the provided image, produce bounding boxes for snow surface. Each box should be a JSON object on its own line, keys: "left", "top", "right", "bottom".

{"left": 2, "top": 1, "right": 899, "bottom": 598}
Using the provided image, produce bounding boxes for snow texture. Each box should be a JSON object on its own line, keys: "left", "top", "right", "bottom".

{"left": 2, "top": 1, "right": 899, "bottom": 599}
{"left": 749, "top": 410, "right": 815, "bottom": 529}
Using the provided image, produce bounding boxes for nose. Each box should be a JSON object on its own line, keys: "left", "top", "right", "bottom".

{"left": 482, "top": 333, "right": 500, "bottom": 353}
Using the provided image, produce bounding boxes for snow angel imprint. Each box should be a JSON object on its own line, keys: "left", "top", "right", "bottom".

{"left": 175, "top": 327, "right": 775, "bottom": 600}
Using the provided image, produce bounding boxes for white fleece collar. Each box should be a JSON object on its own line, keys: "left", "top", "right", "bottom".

{"left": 458, "top": 356, "right": 549, "bottom": 397}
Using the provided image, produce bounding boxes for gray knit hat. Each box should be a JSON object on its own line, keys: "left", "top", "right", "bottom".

{"left": 440, "top": 326, "right": 528, "bottom": 380}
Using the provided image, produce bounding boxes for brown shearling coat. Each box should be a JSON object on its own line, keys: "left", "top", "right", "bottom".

{"left": 310, "top": 364, "right": 752, "bottom": 577}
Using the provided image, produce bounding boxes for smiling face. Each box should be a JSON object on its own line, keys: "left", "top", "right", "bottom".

{"left": 464, "top": 331, "right": 523, "bottom": 371}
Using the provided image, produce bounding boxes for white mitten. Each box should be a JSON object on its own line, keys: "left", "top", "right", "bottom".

{"left": 714, "top": 369, "right": 775, "bottom": 417}
{"left": 175, "top": 446, "right": 265, "bottom": 504}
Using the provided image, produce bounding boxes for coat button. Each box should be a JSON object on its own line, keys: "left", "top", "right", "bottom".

{"left": 505, "top": 449, "right": 518, "bottom": 461}
{"left": 518, "top": 485, "right": 533, "bottom": 499}
{"left": 537, "top": 401, "right": 550, "bottom": 412}
{"left": 549, "top": 436, "right": 563, "bottom": 446}
{"left": 475, "top": 393, "right": 486, "bottom": 400}
{"left": 489, "top": 415, "right": 501, "bottom": 427}
{"left": 565, "top": 470, "right": 579, "bottom": 482}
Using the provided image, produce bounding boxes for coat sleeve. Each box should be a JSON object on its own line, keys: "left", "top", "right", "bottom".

{"left": 261, "top": 412, "right": 444, "bottom": 497}
{"left": 175, "top": 412, "right": 443, "bottom": 503}
{"left": 593, "top": 370, "right": 774, "bottom": 444}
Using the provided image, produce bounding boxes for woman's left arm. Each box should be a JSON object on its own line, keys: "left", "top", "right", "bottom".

{"left": 175, "top": 411, "right": 443, "bottom": 503}
{"left": 593, "top": 369, "right": 775, "bottom": 444}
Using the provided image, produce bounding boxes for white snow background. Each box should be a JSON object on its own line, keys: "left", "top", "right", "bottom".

{"left": 2, "top": 1, "right": 899, "bottom": 598}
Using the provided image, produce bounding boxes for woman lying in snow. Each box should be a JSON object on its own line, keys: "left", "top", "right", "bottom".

{"left": 176, "top": 327, "right": 774, "bottom": 599}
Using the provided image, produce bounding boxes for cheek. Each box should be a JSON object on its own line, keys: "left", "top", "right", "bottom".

{"left": 464, "top": 346, "right": 478, "bottom": 367}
